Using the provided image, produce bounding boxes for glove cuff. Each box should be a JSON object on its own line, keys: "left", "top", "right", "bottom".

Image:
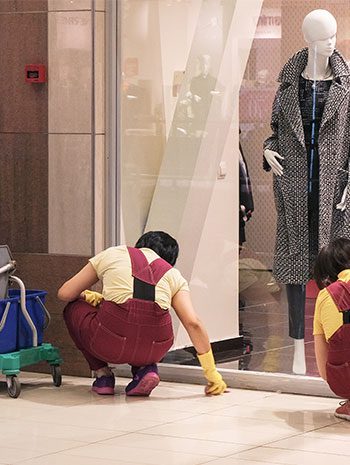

{"left": 197, "top": 348, "right": 216, "bottom": 373}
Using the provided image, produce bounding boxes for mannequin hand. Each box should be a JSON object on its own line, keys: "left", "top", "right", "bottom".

{"left": 336, "top": 186, "right": 347, "bottom": 211}
{"left": 264, "top": 149, "right": 284, "bottom": 176}
{"left": 240, "top": 205, "right": 252, "bottom": 222}
{"left": 83, "top": 290, "right": 103, "bottom": 307}
{"left": 240, "top": 205, "right": 248, "bottom": 222}
{"left": 197, "top": 349, "right": 227, "bottom": 395}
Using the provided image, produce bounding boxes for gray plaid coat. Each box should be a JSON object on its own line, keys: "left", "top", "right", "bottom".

{"left": 264, "top": 48, "right": 350, "bottom": 284}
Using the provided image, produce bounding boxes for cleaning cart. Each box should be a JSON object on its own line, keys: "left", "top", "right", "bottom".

{"left": 0, "top": 245, "right": 62, "bottom": 398}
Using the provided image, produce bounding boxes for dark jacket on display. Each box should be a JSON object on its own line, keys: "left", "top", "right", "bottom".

{"left": 239, "top": 142, "right": 254, "bottom": 245}
{"left": 264, "top": 48, "right": 350, "bottom": 284}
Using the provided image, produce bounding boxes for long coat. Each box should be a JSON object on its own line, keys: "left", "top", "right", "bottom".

{"left": 264, "top": 48, "right": 350, "bottom": 284}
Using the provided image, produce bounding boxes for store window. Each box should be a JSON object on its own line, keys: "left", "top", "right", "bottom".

{"left": 119, "top": 0, "right": 242, "bottom": 361}
{"left": 237, "top": 0, "right": 350, "bottom": 378}
{"left": 118, "top": 0, "right": 350, "bottom": 383}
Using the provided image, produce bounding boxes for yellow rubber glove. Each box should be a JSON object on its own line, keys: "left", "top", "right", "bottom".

{"left": 84, "top": 290, "right": 103, "bottom": 307}
{"left": 197, "top": 349, "right": 227, "bottom": 395}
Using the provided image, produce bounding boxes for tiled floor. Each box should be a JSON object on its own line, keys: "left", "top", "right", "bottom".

{"left": 0, "top": 372, "right": 349, "bottom": 465}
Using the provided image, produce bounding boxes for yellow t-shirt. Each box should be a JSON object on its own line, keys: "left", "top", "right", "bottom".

{"left": 313, "top": 269, "right": 350, "bottom": 341}
{"left": 89, "top": 245, "right": 189, "bottom": 310}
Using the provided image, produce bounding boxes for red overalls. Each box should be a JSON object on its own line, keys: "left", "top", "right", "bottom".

{"left": 64, "top": 247, "right": 174, "bottom": 370}
{"left": 325, "top": 280, "right": 350, "bottom": 398}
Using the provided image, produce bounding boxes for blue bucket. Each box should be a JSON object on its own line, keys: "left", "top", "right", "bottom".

{"left": 8, "top": 289, "right": 47, "bottom": 350}
{"left": 0, "top": 294, "right": 19, "bottom": 353}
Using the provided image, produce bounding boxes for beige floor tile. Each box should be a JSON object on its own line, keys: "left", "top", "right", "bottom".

{"left": 209, "top": 403, "right": 338, "bottom": 428}
{"left": 0, "top": 434, "right": 85, "bottom": 454}
{"left": 65, "top": 443, "right": 214, "bottom": 465}
{"left": 89, "top": 400, "right": 200, "bottom": 423}
{"left": 0, "top": 448, "right": 57, "bottom": 464}
{"left": 153, "top": 382, "right": 273, "bottom": 403}
{"left": 4, "top": 373, "right": 350, "bottom": 465}
{"left": 247, "top": 392, "right": 340, "bottom": 409}
{"left": 145, "top": 414, "right": 313, "bottom": 445}
{"left": 205, "top": 388, "right": 275, "bottom": 404}
{"left": 236, "top": 446, "right": 350, "bottom": 464}
{"left": 1, "top": 373, "right": 101, "bottom": 407}
{"left": 24, "top": 401, "right": 197, "bottom": 432}
{"left": 0, "top": 400, "right": 58, "bottom": 421}
{"left": 124, "top": 395, "right": 226, "bottom": 415}
{"left": 0, "top": 418, "right": 124, "bottom": 443}
{"left": 304, "top": 422, "right": 350, "bottom": 440}
{"left": 4, "top": 383, "right": 102, "bottom": 407}
{"left": 128, "top": 386, "right": 273, "bottom": 414}
{"left": 198, "top": 459, "right": 281, "bottom": 465}
{"left": 15, "top": 455, "right": 133, "bottom": 465}
{"left": 99, "top": 432, "right": 251, "bottom": 457}
{"left": 266, "top": 436, "right": 350, "bottom": 455}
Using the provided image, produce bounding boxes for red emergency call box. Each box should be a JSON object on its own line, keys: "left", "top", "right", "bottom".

{"left": 25, "top": 64, "right": 46, "bottom": 83}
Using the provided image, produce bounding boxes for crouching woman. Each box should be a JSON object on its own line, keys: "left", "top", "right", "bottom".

{"left": 58, "top": 231, "right": 227, "bottom": 397}
{"left": 313, "top": 237, "right": 350, "bottom": 420}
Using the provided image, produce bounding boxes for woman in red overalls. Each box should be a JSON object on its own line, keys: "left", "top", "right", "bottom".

{"left": 313, "top": 237, "right": 350, "bottom": 420}
{"left": 58, "top": 231, "right": 227, "bottom": 397}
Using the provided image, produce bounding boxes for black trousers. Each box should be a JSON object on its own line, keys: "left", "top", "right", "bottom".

{"left": 286, "top": 284, "right": 306, "bottom": 339}
{"left": 286, "top": 171, "right": 318, "bottom": 340}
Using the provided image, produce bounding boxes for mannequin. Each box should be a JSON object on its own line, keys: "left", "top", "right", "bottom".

{"left": 263, "top": 10, "right": 350, "bottom": 374}
{"left": 189, "top": 54, "right": 217, "bottom": 135}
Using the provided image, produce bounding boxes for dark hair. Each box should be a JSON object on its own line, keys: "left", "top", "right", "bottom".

{"left": 314, "top": 237, "right": 350, "bottom": 289}
{"left": 135, "top": 231, "right": 179, "bottom": 266}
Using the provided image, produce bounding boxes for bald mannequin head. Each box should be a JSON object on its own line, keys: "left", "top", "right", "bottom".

{"left": 302, "top": 9, "right": 337, "bottom": 43}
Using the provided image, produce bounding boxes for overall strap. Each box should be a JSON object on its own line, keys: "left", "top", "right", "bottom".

{"left": 127, "top": 247, "right": 172, "bottom": 301}
{"left": 343, "top": 311, "right": 350, "bottom": 324}
{"left": 149, "top": 258, "right": 172, "bottom": 284}
{"left": 327, "top": 280, "right": 350, "bottom": 324}
{"left": 128, "top": 246, "right": 155, "bottom": 284}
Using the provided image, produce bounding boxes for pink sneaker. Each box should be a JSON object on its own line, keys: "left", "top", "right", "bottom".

{"left": 334, "top": 400, "right": 350, "bottom": 421}
{"left": 125, "top": 364, "right": 160, "bottom": 396}
{"left": 92, "top": 374, "right": 115, "bottom": 395}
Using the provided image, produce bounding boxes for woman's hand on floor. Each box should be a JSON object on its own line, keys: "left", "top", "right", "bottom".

{"left": 197, "top": 349, "right": 228, "bottom": 395}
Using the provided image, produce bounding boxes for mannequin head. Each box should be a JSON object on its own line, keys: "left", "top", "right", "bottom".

{"left": 302, "top": 9, "right": 337, "bottom": 57}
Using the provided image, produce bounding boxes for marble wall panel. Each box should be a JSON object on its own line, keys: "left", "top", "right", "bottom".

{"left": 48, "top": 134, "right": 92, "bottom": 255}
{"left": 0, "top": 11, "right": 48, "bottom": 133}
{"left": 0, "top": 0, "right": 47, "bottom": 12}
{"left": 48, "top": 10, "right": 92, "bottom": 133}
{"left": 0, "top": 134, "right": 48, "bottom": 253}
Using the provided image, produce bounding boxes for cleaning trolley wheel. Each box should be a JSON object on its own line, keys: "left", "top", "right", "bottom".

{"left": 6, "top": 375, "right": 21, "bottom": 398}
{"left": 51, "top": 365, "right": 62, "bottom": 387}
